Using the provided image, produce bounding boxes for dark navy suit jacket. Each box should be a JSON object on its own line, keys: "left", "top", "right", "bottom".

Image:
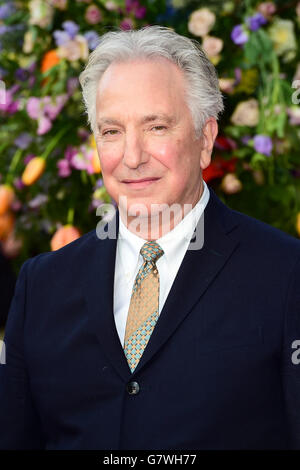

{"left": 0, "top": 187, "right": 300, "bottom": 449}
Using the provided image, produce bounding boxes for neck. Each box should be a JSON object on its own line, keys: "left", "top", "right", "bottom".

{"left": 119, "top": 181, "right": 204, "bottom": 240}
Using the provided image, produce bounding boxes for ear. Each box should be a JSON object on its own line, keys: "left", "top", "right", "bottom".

{"left": 199, "top": 118, "right": 218, "bottom": 170}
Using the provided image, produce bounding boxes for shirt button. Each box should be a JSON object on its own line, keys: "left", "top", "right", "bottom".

{"left": 127, "top": 381, "right": 140, "bottom": 395}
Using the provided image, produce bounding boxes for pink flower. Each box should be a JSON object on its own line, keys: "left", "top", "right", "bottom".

{"left": 26, "top": 97, "right": 42, "bottom": 119}
{"left": 57, "top": 159, "right": 72, "bottom": 177}
{"left": 70, "top": 145, "right": 94, "bottom": 173}
{"left": 120, "top": 18, "right": 134, "bottom": 30}
{"left": 37, "top": 115, "right": 52, "bottom": 135}
{"left": 43, "top": 94, "right": 68, "bottom": 120}
{"left": 85, "top": 4, "right": 102, "bottom": 24}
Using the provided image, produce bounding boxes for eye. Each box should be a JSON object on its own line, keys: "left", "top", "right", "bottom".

{"left": 151, "top": 125, "right": 167, "bottom": 131}
{"left": 102, "top": 129, "right": 119, "bottom": 136}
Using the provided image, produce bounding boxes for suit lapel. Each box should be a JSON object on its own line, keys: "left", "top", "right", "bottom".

{"left": 83, "top": 213, "right": 133, "bottom": 382}
{"left": 132, "top": 188, "right": 241, "bottom": 375}
{"left": 83, "top": 188, "right": 240, "bottom": 380}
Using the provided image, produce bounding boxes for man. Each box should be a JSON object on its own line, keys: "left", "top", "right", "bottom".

{"left": 0, "top": 25, "right": 300, "bottom": 450}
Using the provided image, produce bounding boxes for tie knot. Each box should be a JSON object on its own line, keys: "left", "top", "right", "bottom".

{"left": 140, "top": 241, "right": 164, "bottom": 264}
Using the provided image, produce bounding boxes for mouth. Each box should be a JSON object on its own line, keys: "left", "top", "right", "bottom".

{"left": 121, "top": 177, "right": 161, "bottom": 189}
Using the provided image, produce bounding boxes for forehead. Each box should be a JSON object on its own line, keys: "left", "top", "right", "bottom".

{"left": 96, "top": 58, "right": 188, "bottom": 110}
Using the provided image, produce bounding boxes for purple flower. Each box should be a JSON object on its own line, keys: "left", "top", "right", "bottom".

{"left": 57, "top": 159, "right": 72, "bottom": 177}
{"left": 13, "top": 177, "right": 25, "bottom": 191}
{"left": 14, "top": 132, "right": 33, "bottom": 149}
{"left": 62, "top": 20, "right": 79, "bottom": 38}
{"left": 231, "top": 25, "right": 249, "bottom": 45}
{"left": 84, "top": 31, "right": 100, "bottom": 50}
{"left": 0, "top": 3, "right": 15, "bottom": 20}
{"left": 53, "top": 30, "right": 70, "bottom": 46}
{"left": 15, "top": 67, "right": 29, "bottom": 81}
{"left": 94, "top": 178, "right": 104, "bottom": 189}
{"left": 246, "top": 13, "right": 267, "bottom": 31}
{"left": 24, "top": 154, "right": 35, "bottom": 165}
{"left": 28, "top": 194, "right": 49, "bottom": 209}
{"left": 67, "top": 77, "right": 79, "bottom": 96}
{"left": 253, "top": 135, "right": 273, "bottom": 156}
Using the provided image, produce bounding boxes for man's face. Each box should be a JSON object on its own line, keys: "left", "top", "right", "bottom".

{"left": 95, "top": 58, "right": 217, "bottom": 218}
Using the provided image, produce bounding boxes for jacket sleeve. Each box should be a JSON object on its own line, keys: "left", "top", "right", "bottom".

{"left": 281, "top": 253, "right": 300, "bottom": 449}
{"left": 0, "top": 258, "right": 45, "bottom": 449}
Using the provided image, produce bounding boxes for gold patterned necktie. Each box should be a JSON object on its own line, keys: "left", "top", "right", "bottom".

{"left": 123, "top": 241, "right": 164, "bottom": 373}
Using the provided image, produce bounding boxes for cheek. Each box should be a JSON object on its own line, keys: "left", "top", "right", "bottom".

{"left": 150, "top": 140, "right": 181, "bottom": 170}
{"left": 96, "top": 144, "right": 121, "bottom": 175}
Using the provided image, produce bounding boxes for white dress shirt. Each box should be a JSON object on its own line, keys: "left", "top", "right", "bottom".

{"left": 113, "top": 180, "right": 210, "bottom": 347}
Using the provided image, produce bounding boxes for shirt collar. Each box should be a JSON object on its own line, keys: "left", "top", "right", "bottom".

{"left": 118, "top": 180, "right": 210, "bottom": 267}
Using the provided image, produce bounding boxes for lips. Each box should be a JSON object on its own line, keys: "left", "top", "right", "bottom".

{"left": 122, "top": 177, "right": 160, "bottom": 183}
{"left": 121, "top": 177, "right": 160, "bottom": 189}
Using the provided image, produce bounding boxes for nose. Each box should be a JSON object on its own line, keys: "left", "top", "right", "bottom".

{"left": 122, "top": 129, "right": 149, "bottom": 169}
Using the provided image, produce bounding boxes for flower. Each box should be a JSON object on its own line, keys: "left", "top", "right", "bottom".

{"left": 202, "top": 36, "right": 223, "bottom": 57}
{"left": 287, "top": 106, "right": 300, "bottom": 126}
{"left": 51, "top": 0, "right": 68, "bottom": 10}
{"left": 41, "top": 49, "right": 61, "bottom": 73}
{"left": 62, "top": 20, "right": 79, "bottom": 38}
{"left": 253, "top": 135, "right": 273, "bottom": 156}
{"left": 218, "top": 78, "right": 235, "bottom": 94}
{"left": 246, "top": 12, "right": 267, "bottom": 31}
{"left": 0, "top": 185, "right": 15, "bottom": 216}
{"left": 14, "top": 133, "right": 33, "bottom": 149}
{"left": 84, "top": 31, "right": 100, "bottom": 50}
{"left": 231, "top": 99, "right": 259, "bottom": 127}
{"left": 231, "top": 25, "right": 249, "bottom": 45}
{"left": 50, "top": 225, "right": 81, "bottom": 251}
{"left": 120, "top": 18, "right": 134, "bottom": 30}
{"left": 257, "top": 2, "right": 276, "bottom": 19}
{"left": 57, "top": 159, "right": 72, "bottom": 177}
{"left": 0, "top": 212, "right": 15, "bottom": 241}
{"left": 85, "top": 4, "right": 102, "bottom": 24}
{"left": 221, "top": 173, "right": 242, "bottom": 194}
{"left": 188, "top": 8, "right": 216, "bottom": 37}
{"left": 296, "top": 2, "right": 300, "bottom": 18}
{"left": 0, "top": 3, "right": 15, "bottom": 20}
{"left": 105, "top": 1, "right": 118, "bottom": 11}
{"left": 28, "top": 194, "right": 49, "bottom": 209}
{"left": 57, "top": 35, "right": 89, "bottom": 61}
{"left": 297, "top": 213, "right": 300, "bottom": 237}
{"left": 28, "top": 0, "right": 54, "bottom": 28}
{"left": 22, "top": 157, "right": 46, "bottom": 185}
{"left": 268, "top": 19, "right": 297, "bottom": 62}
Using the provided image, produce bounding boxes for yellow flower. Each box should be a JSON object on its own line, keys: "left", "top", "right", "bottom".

{"left": 234, "top": 69, "right": 259, "bottom": 95}
{"left": 296, "top": 213, "right": 300, "bottom": 237}
{"left": 268, "top": 19, "right": 297, "bottom": 62}
{"left": 22, "top": 157, "right": 46, "bottom": 186}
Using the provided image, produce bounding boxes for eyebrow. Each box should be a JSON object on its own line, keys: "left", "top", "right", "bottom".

{"left": 97, "top": 113, "right": 176, "bottom": 132}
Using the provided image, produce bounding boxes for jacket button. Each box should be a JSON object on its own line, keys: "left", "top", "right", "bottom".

{"left": 127, "top": 381, "right": 140, "bottom": 395}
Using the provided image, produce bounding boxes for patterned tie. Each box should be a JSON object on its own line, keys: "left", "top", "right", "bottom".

{"left": 123, "top": 241, "right": 164, "bottom": 373}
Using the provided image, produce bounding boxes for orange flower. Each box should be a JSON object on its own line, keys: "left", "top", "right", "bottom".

{"left": 22, "top": 157, "right": 46, "bottom": 186}
{"left": 91, "top": 150, "right": 101, "bottom": 173}
{"left": 0, "top": 185, "right": 15, "bottom": 216}
{"left": 50, "top": 224, "right": 81, "bottom": 251}
{"left": 296, "top": 213, "right": 300, "bottom": 237}
{"left": 0, "top": 212, "right": 15, "bottom": 241}
{"left": 41, "top": 49, "right": 60, "bottom": 73}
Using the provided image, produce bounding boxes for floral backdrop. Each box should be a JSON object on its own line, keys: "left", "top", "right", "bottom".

{"left": 0, "top": 0, "right": 300, "bottom": 273}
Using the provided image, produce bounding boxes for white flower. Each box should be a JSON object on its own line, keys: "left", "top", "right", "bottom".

{"left": 28, "top": 0, "right": 54, "bottom": 28}
{"left": 202, "top": 36, "right": 223, "bottom": 57}
{"left": 230, "top": 99, "right": 259, "bottom": 127}
{"left": 188, "top": 8, "right": 216, "bottom": 37}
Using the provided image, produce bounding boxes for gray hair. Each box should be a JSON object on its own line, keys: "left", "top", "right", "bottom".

{"left": 79, "top": 25, "right": 224, "bottom": 138}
